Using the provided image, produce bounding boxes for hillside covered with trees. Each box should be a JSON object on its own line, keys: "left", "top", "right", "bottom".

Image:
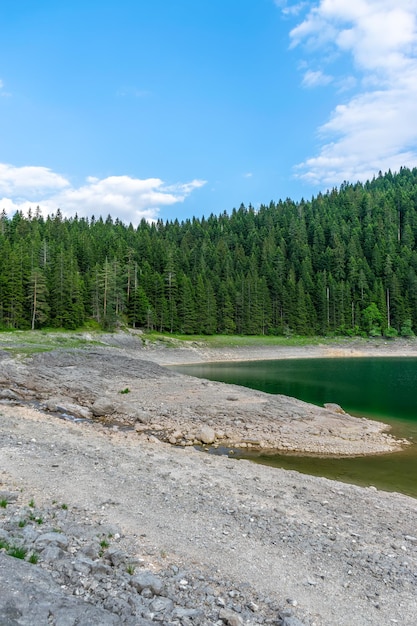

{"left": 1, "top": 167, "right": 417, "bottom": 337}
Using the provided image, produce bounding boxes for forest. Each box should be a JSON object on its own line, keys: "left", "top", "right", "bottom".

{"left": 1, "top": 167, "right": 417, "bottom": 337}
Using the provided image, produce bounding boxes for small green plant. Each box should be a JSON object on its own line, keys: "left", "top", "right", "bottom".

{"left": 0, "top": 499, "right": 8, "bottom": 508}
{"left": 126, "top": 564, "right": 135, "bottom": 575}
{"left": 119, "top": 387, "right": 130, "bottom": 394}
{"left": 18, "top": 520, "right": 27, "bottom": 528}
{"left": 35, "top": 517, "right": 43, "bottom": 525}
{"left": 0, "top": 538, "right": 9, "bottom": 550}
{"left": 100, "top": 539, "right": 109, "bottom": 549}
{"left": 61, "top": 503, "right": 68, "bottom": 510}
{"left": 28, "top": 552, "right": 39, "bottom": 564}
{"left": 28, "top": 499, "right": 35, "bottom": 508}
{"left": 7, "top": 545, "right": 27, "bottom": 559}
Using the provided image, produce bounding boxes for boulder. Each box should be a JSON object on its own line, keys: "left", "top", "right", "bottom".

{"left": 91, "top": 398, "right": 116, "bottom": 417}
{"left": 197, "top": 425, "right": 216, "bottom": 444}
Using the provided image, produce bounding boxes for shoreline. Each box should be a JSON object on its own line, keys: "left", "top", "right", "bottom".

{"left": 139, "top": 336, "right": 417, "bottom": 366}
{"left": 1, "top": 333, "right": 417, "bottom": 625}
{"left": 1, "top": 333, "right": 413, "bottom": 456}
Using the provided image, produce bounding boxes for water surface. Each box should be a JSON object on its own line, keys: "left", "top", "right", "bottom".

{"left": 173, "top": 357, "right": 417, "bottom": 497}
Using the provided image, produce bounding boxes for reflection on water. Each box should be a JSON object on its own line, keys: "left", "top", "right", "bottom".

{"left": 174, "top": 358, "right": 417, "bottom": 498}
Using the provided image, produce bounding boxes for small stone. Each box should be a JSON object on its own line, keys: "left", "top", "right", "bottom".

{"left": 405, "top": 535, "right": 417, "bottom": 544}
{"left": 149, "top": 596, "right": 174, "bottom": 613}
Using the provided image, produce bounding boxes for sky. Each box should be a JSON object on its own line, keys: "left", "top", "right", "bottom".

{"left": 1, "top": 0, "right": 417, "bottom": 225}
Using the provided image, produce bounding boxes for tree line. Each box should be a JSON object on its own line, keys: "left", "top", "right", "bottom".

{"left": 1, "top": 167, "right": 417, "bottom": 337}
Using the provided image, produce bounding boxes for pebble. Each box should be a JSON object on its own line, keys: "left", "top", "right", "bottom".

{"left": 0, "top": 492, "right": 307, "bottom": 626}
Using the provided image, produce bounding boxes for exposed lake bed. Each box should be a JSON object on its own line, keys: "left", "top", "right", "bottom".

{"left": 173, "top": 354, "right": 417, "bottom": 497}
{"left": 1, "top": 332, "right": 417, "bottom": 625}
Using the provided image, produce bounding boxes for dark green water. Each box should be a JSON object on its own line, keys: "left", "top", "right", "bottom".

{"left": 173, "top": 358, "right": 417, "bottom": 497}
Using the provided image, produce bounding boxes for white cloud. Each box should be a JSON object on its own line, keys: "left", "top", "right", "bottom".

{"left": 302, "top": 69, "right": 333, "bottom": 87}
{"left": 283, "top": 0, "right": 417, "bottom": 185}
{"left": 275, "top": 1, "right": 309, "bottom": 17}
{"left": 0, "top": 164, "right": 69, "bottom": 196}
{"left": 0, "top": 164, "right": 207, "bottom": 225}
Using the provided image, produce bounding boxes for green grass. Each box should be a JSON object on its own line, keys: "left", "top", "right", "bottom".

{"left": 7, "top": 545, "right": 27, "bottom": 559}
{"left": 141, "top": 331, "right": 340, "bottom": 349}
{"left": 28, "top": 552, "right": 39, "bottom": 564}
{"left": 0, "top": 499, "right": 8, "bottom": 508}
{"left": 61, "top": 503, "right": 68, "bottom": 510}
{"left": 0, "top": 328, "right": 102, "bottom": 356}
{"left": 28, "top": 499, "right": 35, "bottom": 508}
{"left": 2, "top": 328, "right": 414, "bottom": 358}
{"left": 0, "top": 539, "right": 28, "bottom": 560}
{"left": 18, "top": 519, "right": 27, "bottom": 528}
{"left": 119, "top": 387, "right": 130, "bottom": 394}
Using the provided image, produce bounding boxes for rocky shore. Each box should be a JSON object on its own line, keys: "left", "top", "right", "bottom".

{"left": 1, "top": 332, "right": 417, "bottom": 625}
{"left": 0, "top": 334, "right": 410, "bottom": 456}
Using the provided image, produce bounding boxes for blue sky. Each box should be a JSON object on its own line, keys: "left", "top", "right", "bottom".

{"left": 1, "top": 0, "right": 417, "bottom": 225}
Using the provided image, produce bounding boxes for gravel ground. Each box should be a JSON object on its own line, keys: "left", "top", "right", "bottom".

{"left": 0, "top": 334, "right": 417, "bottom": 625}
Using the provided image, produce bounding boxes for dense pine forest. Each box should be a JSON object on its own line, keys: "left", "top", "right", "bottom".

{"left": 1, "top": 167, "right": 417, "bottom": 336}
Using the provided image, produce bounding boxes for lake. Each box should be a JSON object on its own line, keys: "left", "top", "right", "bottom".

{"left": 172, "top": 357, "right": 417, "bottom": 498}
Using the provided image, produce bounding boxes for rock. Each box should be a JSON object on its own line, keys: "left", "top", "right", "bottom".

{"left": 43, "top": 397, "right": 93, "bottom": 419}
{"left": 149, "top": 596, "right": 174, "bottom": 613}
{"left": 133, "top": 410, "right": 152, "bottom": 424}
{"left": 173, "top": 607, "right": 205, "bottom": 620}
{"left": 219, "top": 607, "right": 244, "bottom": 625}
{"left": 0, "top": 389, "right": 21, "bottom": 400}
{"left": 35, "top": 532, "right": 69, "bottom": 549}
{"left": 91, "top": 398, "right": 116, "bottom": 417}
{"left": 130, "top": 571, "right": 164, "bottom": 595}
{"left": 404, "top": 535, "right": 417, "bottom": 545}
{"left": 197, "top": 425, "right": 216, "bottom": 444}
{"left": 324, "top": 402, "right": 345, "bottom": 414}
{"left": 0, "top": 554, "right": 119, "bottom": 625}
{"left": 106, "top": 547, "right": 127, "bottom": 567}
{"left": 280, "top": 616, "right": 308, "bottom": 626}
{"left": 41, "top": 545, "right": 66, "bottom": 562}
{"left": 0, "top": 491, "right": 18, "bottom": 503}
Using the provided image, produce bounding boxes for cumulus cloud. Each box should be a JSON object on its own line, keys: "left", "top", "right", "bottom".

{"left": 282, "top": 0, "right": 417, "bottom": 186}
{"left": 0, "top": 163, "right": 206, "bottom": 225}
{"left": 0, "top": 164, "right": 69, "bottom": 196}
